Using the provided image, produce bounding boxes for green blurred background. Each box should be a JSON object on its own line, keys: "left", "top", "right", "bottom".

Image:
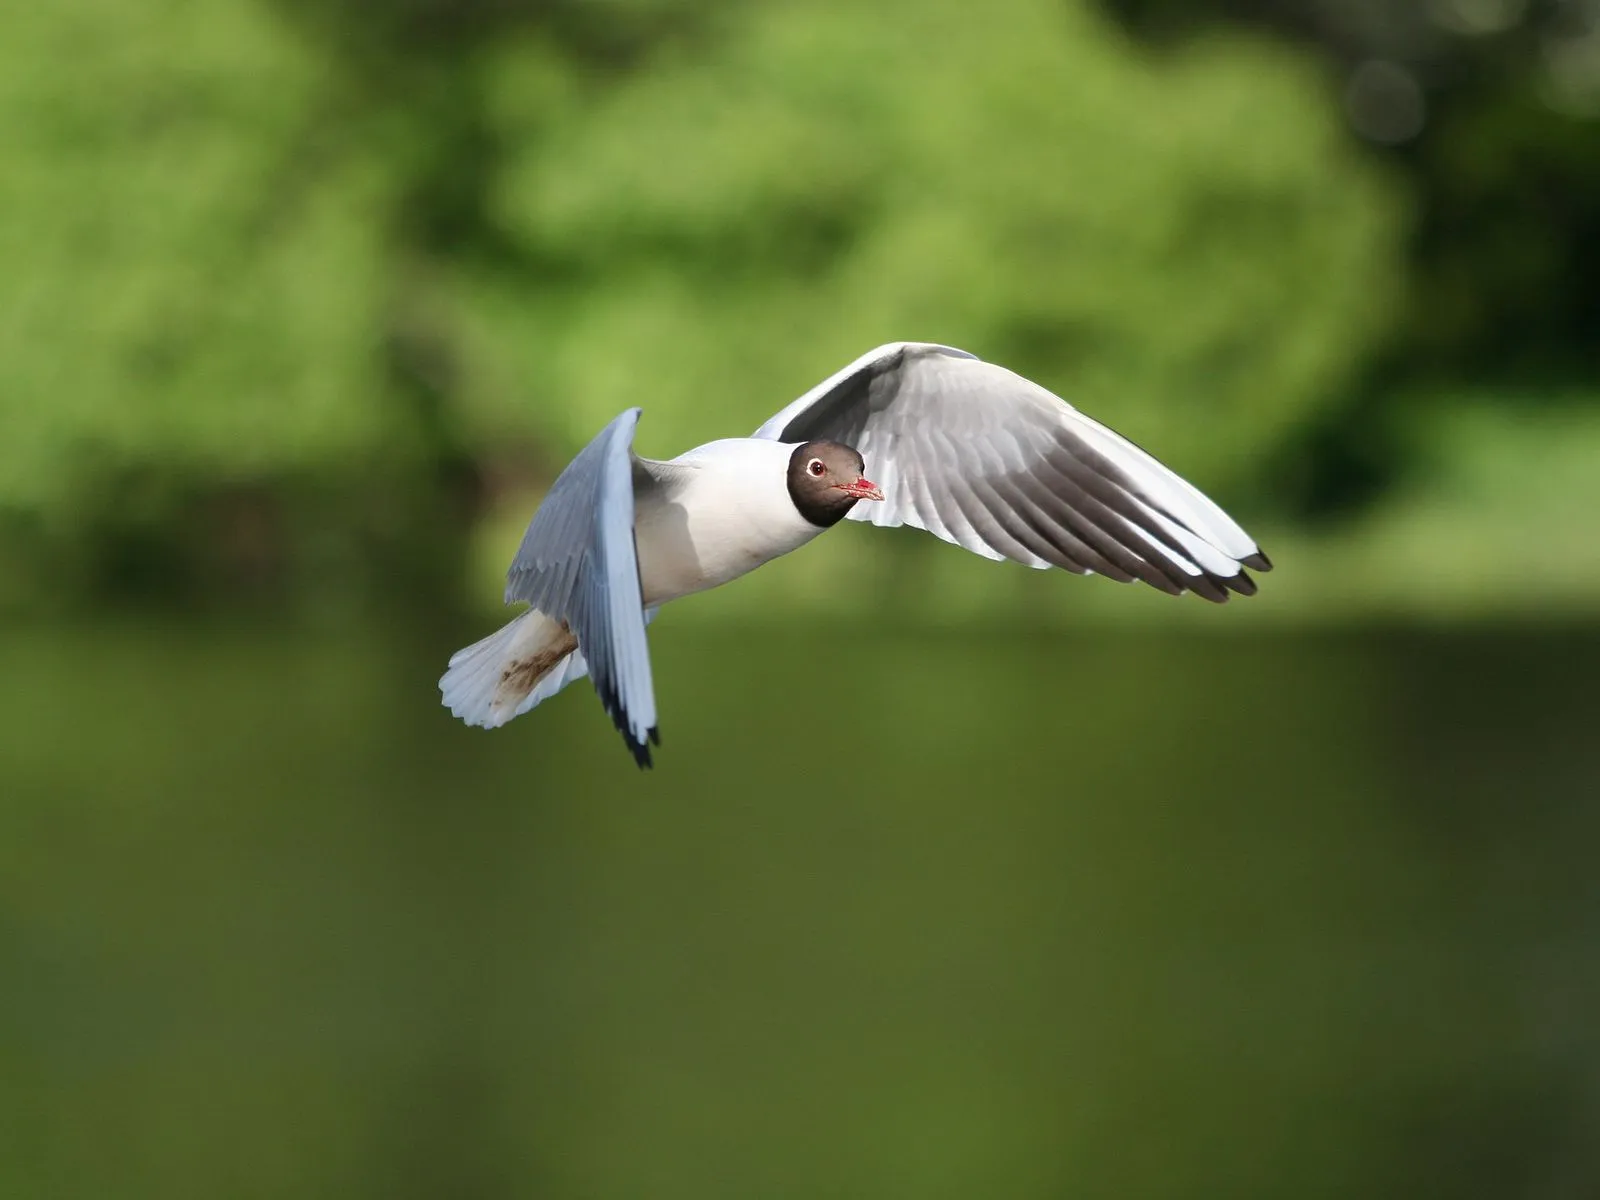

{"left": 4, "top": 0, "right": 1599, "bottom": 1196}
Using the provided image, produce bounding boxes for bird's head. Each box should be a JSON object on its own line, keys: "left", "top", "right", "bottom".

{"left": 786, "top": 440, "right": 883, "bottom": 527}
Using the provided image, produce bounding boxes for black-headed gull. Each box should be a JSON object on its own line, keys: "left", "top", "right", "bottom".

{"left": 441, "top": 342, "right": 1271, "bottom": 766}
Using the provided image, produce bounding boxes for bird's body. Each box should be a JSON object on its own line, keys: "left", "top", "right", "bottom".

{"left": 440, "top": 342, "right": 1272, "bottom": 766}
{"left": 632, "top": 439, "right": 828, "bottom": 607}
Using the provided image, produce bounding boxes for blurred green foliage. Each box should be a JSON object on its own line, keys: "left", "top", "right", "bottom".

{"left": 1102, "top": 0, "right": 1600, "bottom": 383}
{"left": 0, "top": 0, "right": 1592, "bottom": 621}
{"left": 470, "top": 0, "right": 1398, "bottom": 475}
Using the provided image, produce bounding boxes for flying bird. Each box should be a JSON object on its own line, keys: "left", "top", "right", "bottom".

{"left": 440, "top": 342, "right": 1271, "bottom": 766}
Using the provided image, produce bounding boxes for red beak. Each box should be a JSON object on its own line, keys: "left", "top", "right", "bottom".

{"left": 838, "top": 476, "right": 885, "bottom": 502}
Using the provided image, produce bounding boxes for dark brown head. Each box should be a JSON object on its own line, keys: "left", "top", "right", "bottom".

{"left": 785, "top": 440, "right": 884, "bottom": 528}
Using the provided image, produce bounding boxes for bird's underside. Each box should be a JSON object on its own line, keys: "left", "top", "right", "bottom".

{"left": 496, "top": 622, "right": 578, "bottom": 709}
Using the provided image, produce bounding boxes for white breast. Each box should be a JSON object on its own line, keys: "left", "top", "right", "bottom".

{"left": 633, "top": 439, "right": 822, "bottom": 606}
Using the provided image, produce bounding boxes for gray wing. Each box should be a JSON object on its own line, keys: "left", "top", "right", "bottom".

{"left": 505, "top": 408, "right": 659, "bottom": 765}
{"left": 753, "top": 343, "right": 1271, "bottom": 602}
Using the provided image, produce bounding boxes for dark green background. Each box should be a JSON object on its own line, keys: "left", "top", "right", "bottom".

{"left": 4, "top": 0, "right": 1599, "bottom": 1195}
{"left": 4, "top": 623, "right": 1598, "bottom": 1197}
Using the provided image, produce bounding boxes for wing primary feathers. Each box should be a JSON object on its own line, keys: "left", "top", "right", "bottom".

{"left": 1223, "top": 571, "right": 1259, "bottom": 597}
{"left": 937, "top": 454, "right": 1042, "bottom": 567}
{"left": 1004, "top": 467, "right": 1177, "bottom": 590}
{"left": 965, "top": 425, "right": 1132, "bottom": 578}
{"left": 985, "top": 473, "right": 1119, "bottom": 578}
{"left": 498, "top": 407, "right": 659, "bottom": 766}
{"left": 1038, "top": 439, "right": 1255, "bottom": 601}
{"left": 1027, "top": 447, "right": 1210, "bottom": 595}
{"left": 754, "top": 344, "right": 1267, "bottom": 603}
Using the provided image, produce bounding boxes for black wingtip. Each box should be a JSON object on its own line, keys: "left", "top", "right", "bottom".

{"left": 592, "top": 677, "right": 658, "bottom": 769}
{"left": 627, "top": 725, "right": 660, "bottom": 771}
{"left": 613, "top": 717, "right": 655, "bottom": 769}
{"left": 1223, "top": 569, "right": 1258, "bottom": 598}
{"left": 1242, "top": 550, "right": 1273, "bottom": 572}
{"left": 1187, "top": 574, "right": 1232, "bottom": 604}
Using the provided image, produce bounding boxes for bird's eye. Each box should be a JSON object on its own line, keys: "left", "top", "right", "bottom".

{"left": 807, "top": 458, "right": 826, "bottom": 478}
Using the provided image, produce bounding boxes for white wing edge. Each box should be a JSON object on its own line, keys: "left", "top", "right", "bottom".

{"left": 751, "top": 342, "right": 977, "bottom": 440}
{"left": 590, "top": 408, "right": 659, "bottom": 761}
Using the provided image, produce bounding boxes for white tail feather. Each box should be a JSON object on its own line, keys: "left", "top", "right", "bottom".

{"left": 439, "top": 610, "right": 580, "bottom": 729}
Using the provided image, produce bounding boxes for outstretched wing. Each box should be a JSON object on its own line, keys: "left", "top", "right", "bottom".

{"left": 754, "top": 343, "right": 1270, "bottom": 602}
{"left": 505, "top": 408, "right": 659, "bottom": 765}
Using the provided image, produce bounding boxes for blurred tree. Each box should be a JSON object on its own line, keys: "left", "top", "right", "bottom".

{"left": 450, "top": 0, "right": 1399, "bottom": 496}
{"left": 0, "top": 0, "right": 1398, "bottom": 615}
{"left": 0, "top": 0, "right": 732, "bottom": 614}
{"left": 1097, "top": 0, "right": 1600, "bottom": 513}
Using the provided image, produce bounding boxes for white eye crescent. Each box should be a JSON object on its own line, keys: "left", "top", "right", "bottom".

{"left": 806, "top": 458, "right": 826, "bottom": 478}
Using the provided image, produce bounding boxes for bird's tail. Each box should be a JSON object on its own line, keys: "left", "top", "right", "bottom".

{"left": 439, "top": 610, "right": 581, "bottom": 729}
